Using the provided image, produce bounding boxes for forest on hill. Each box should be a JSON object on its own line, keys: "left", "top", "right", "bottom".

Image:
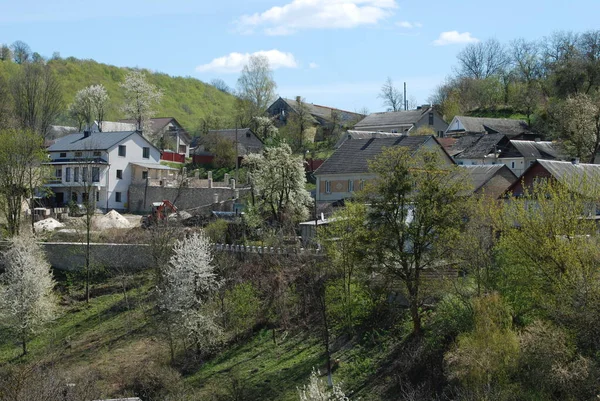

{"left": 0, "top": 49, "right": 237, "bottom": 135}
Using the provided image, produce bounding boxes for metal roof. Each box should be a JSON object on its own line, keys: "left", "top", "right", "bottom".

{"left": 315, "top": 136, "right": 432, "bottom": 175}
{"left": 47, "top": 131, "right": 137, "bottom": 152}
{"left": 508, "top": 140, "right": 559, "bottom": 159}
{"left": 130, "top": 162, "right": 178, "bottom": 170}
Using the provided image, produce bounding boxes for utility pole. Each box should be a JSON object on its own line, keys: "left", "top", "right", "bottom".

{"left": 404, "top": 82, "right": 407, "bottom": 110}
{"left": 235, "top": 121, "right": 239, "bottom": 183}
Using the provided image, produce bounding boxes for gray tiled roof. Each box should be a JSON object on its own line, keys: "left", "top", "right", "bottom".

{"left": 461, "top": 164, "right": 515, "bottom": 192}
{"left": 451, "top": 116, "right": 529, "bottom": 137}
{"left": 315, "top": 136, "right": 431, "bottom": 175}
{"left": 455, "top": 133, "right": 507, "bottom": 159}
{"left": 508, "top": 140, "right": 559, "bottom": 159}
{"left": 47, "top": 131, "right": 137, "bottom": 152}
{"left": 539, "top": 160, "right": 600, "bottom": 184}
{"left": 193, "top": 128, "right": 264, "bottom": 156}
{"left": 282, "top": 98, "right": 363, "bottom": 124}
{"left": 335, "top": 130, "right": 404, "bottom": 148}
{"left": 354, "top": 108, "right": 430, "bottom": 129}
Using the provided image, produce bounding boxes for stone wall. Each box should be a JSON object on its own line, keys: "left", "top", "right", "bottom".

{"left": 128, "top": 184, "right": 249, "bottom": 213}
{"left": 41, "top": 242, "right": 153, "bottom": 271}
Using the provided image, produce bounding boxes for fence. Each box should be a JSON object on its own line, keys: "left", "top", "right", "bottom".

{"left": 161, "top": 151, "right": 185, "bottom": 163}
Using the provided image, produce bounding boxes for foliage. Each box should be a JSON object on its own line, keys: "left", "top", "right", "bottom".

{"left": 244, "top": 143, "right": 312, "bottom": 227}
{"left": 298, "top": 368, "right": 349, "bottom": 401}
{"left": 158, "top": 232, "right": 223, "bottom": 353}
{"left": 69, "top": 84, "right": 109, "bottom": 131}
{"left": 120, "top": 70, "right": 163, "bottom": 138}
{"left": 0, "top": 128, "right": 47, "bottom": 236}
{"left": 0, "top": 235, "right": 57, "bottom": 355}
{"left": 445, "top": 294, "right": 519, "bottom": 398}
{"left": 204, "top": 218, "right": 230, "bottom": 243}
{"left": 223, "top": 282, "right": 262, "bottom": 337}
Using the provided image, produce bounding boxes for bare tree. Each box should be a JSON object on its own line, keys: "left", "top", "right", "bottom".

{"left": 121, "top": 70, "right": 162, "bottom": 135}
{"left": 378, "top": 76, "right": 403, "bottom": 111}
{"left": 237, "top": 54, "right": 277, "bottom": 121}
{"left": 210, "top": 78, "right": 232, "bottom": 94}
{"left": 456, "top": 38, "right": 510, "bottom": 79}
{"left": 0, "top": 234, "right": 57, "bottom": 355}
{"left": 11, "top": 62, "right": 63, "bottom": 139}
{"left": 0, "top": 44, "right": 12, "bottom": 62}
{"left": 10, "top": 40, "right": 31, "bottom": 64}
{"left": 511, "top": 38, "right": 542, "bottom": 84}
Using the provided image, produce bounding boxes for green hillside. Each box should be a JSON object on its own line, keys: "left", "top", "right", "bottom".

{"left": 0, "top": 57, "right": 238, "bottom": 134}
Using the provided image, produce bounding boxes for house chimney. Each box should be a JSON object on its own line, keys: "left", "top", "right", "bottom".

{"left": 534, "top": 137, "right": 541, "bottom": 142}
{"left": 572, "top": 158, "right": 580, "bottom": 165}
{"left": 83, "top": 130, "right": 90, "bottom": 138}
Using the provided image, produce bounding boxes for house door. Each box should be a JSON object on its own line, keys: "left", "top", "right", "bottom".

{"left": 55, "top": 192, "right": 64, "bottom": 206}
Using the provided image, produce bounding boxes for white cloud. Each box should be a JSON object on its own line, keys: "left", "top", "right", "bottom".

{"left": 433, "top": 31, "right": 479, "bottom": 46}
{"left": 196, "top": 50, "right": 298, "bottom": 73}
{"left": 396, "top": 21, "right": 421, "bottom": 29}
{"left": 237, "top": 0, "right": 398, "bottom": 35}
{"left": 309, "top": 62, "right": 319, "bottom": 69}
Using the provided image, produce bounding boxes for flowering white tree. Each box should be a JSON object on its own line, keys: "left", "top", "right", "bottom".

{"left": 120, "top": 70, "right": 162, "bottom": 138}
{"left": 69, "top": 84, "right": 109, "bottom": 131}
{"left": 298, "top": 368, "right": 349, "bottom": 401}
{"left": 0, "top": 235, "right": 57, "bottom": 355}
{"left": 244, "top": 143, "right": 312, "bottom": 226}
{"left": 158, "top": 232, "right": 222, "bottom": 356}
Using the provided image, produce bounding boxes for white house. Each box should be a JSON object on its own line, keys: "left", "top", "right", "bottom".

{"left": 46, "top": 130, "right": 176, "bottom": 211}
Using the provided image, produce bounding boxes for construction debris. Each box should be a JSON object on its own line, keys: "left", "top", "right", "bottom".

{"left": 94, "top": 210, "right": 131, "bottom": 230}
{"left": 34, "top": 218, "right": 65, "bottom": 232}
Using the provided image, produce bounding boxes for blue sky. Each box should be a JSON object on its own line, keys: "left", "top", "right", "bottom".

{"left": 2, "top": 0, "right": 600, "bottom": 113}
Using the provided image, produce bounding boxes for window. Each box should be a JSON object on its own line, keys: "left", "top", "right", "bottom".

{"left": 511, "top": 161, "right": 515, "bottom": 169}
{"left": 116, "top": 169, "right": 123, "bottom": 179}
{"left": 74, "top": 167, "right": 79, "bottom": 182}
{"left": 118, "top": 145, "right": 126, "bottom": 157}
{"left": 428, "top": 112, "right": 434, "bottom": 125}
{"left": 529, "top": 161, "right": 535, "bottom": 166}
{"left": 92, "top": 167, "right": 100, "bottom": 182}
{"left": 96, "top": 191, "right": 100, "bottom": 202}
{"left": 348, "top": 180, "right": 354, "bottom": 192}
{"left": 359, "top": 180, "right": 365, "bottom": 191}
{"left": 115, "top": 192, "right": 122, "bottom": 203}
{"left": 82, "top": 192, "right": 88, "bottom": 203}
{"left": 325, "top": 181, "right": 331, "bottom": 194}
{"left": 59, "top": 152, "right": 67, "bottom": 158}
{"left": 142, "top": 147, "right": 149, "bottom": 159}
{"left": 142, "top": 171, "right": 148, "bottom": 180}
{"left": 82, "top": 167, "right": 88, "bottom": 182}
{"left": 457, "top": 161, "right": 464, "bottom": 165}
{"left": 65, "top": 167, "right": 71, "bottom": 182}
{"left": 93, "top": 151, "right": 101, "bottom": 157}
{"left": 438, "top": 131, "right": 444, "bottom": 137}
{"left": 74, "top": 151, "right": 82, "bottom": 158}
{"left": 55, "top": 168, "right": 62, "bottom": 179}
{"left": 246, "top": 132, "right": 251, "bottom": 138}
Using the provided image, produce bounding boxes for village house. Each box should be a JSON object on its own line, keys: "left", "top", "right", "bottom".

{"left": 266, "top": 97, "right": 365, "bottom": 142}
{"left": 191, "top": 128, "right": 264, "bottom": 165}
{"left": 314, "top": 136, "right": 453, "bottom": 203}
{"left": 460, "top": 164, "right": 518, "bottom": 199}
{"left": 449, "top": 134, "right": 561, "bottom": 176}
{"left": 334, "top": 130, "right": 404, "bottom": 148}
{"left": 45, "top": 130, "right": 176, "bottom": 211}
{"left": 445, "top": 116, "right": 533, "bottom": 139}
{"left": 117, "top": 117, "right": 192, "bottom": 158}
{"left": 353, "top": 106, "right": 448, "bottom": 137}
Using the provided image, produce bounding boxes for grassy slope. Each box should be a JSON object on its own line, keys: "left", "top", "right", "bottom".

{"left": 0, "top": 272, "right": 393, "bottom": 400}
{"left": 0, "top": 58, "right": 237, "bottom": 133}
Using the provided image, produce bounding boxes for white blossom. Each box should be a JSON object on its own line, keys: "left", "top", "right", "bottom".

{"left": 120, "top": 70, "right": 162, "bottom": 136}
{"left": 298, "top": 368, "right": 349, "bottom": 401}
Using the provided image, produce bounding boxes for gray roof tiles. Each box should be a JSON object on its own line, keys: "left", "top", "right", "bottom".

{"left": 455, "top": 133, "right": 507, "bottom": 159}
{"left": 461, "top": 164, "right": 516, "bottom": 192}
{"left": 354, "top": 108, "right": 431, "bottom": 129}
{"left": 508, "top": 140, "right": 559, "bottom": 159}
{"left": 315, "top": 136, "right": 431, "bottom": 175}
{"left": 47, "top": 131, "right": 137, "bottom": 152}
{"left": 282, "top": 98, "right": 363, "bottom": 124}
{"left": 451, "top": 116, "right": 529, "bottom": 137}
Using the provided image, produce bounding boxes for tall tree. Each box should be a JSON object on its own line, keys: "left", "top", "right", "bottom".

{"left": 361, "top": 147, "right": 468, "bottom": 335}
{"left": 0, "top": 129, "right": 47, "bottom": 236}
{"left": 378, "top": 76, "right": 403, "bottom": 111}
{"left": 236, "top": 54, "right": 276, "bottom": 123}
{"left": 10, "top": 41, "right": 31, "bottom": 65}
{"left": 283, "top": 96, "right": 313, "bottom": 151}
{"left": 0, "top": 235, "right": 57, "bottom": 356}
{"left": 11, "top": 62, "right": 63, "bottom": 139}
{"left": 456, "top": 39, "right": 510, "bottom": 79}
{"left": 243, "top": 143, "right": 312, "bottom": 227}
{"left": 0, "top": 44, "right": 12, "bottom": 62}
{"left": 552, "top": 93, "right": 600, "bottom": 162}
{"left": 121, "top": 70, "right": 162, "bottom": 137}
{"left": 69, "top": 84, "right": 109, "bottom": 131}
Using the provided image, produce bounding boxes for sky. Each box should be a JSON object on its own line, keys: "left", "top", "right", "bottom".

{"left": 1, "top": 0, "right": 600, "bottom": 114}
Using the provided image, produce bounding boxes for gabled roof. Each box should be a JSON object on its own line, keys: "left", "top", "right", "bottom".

{"left": 506, "top": 140, "right": 560, "bottom": 159}
{"left": 453, "top": 133, "right": 507, "bottom": 159}
{"left": 281, "top": 98, "right": 364, "bottom": 124}
{"left": 461, "top": 164, "right": 516, "bottom": 193}
{"left": 117, "top": 117, "right": 192, "bottom": 143}
{"left": 449, "top": 116, "right": 529, "bottom": 137}
{"left": 193, "top": 128, "right": 264, "bottom": 156}
{"left": 315, "top": 136, "right": 432, "bottom": 175}
{"left": 47, "top": 131, "right": 139, "bottom": 152}
{"left": 335, "top": 130, "right": 404, "bottom": 148}
{"left": 354, "top": 108, "right": 432, "bottom": 129}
